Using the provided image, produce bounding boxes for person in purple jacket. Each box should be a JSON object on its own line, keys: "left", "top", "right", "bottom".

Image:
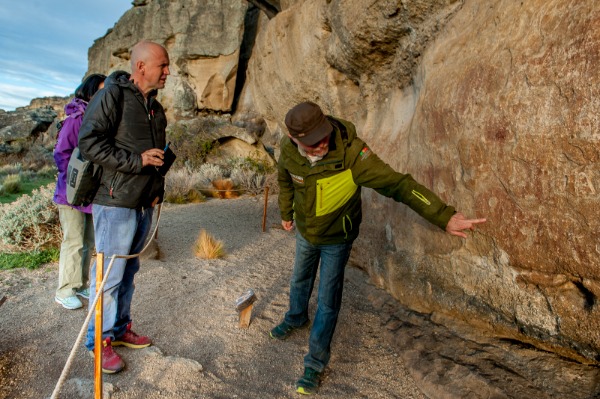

{"left": 53, "top": 73, "right": 106, "bottom": 310}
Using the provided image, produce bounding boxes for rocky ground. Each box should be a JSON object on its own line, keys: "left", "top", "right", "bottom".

{"left": 0, "top": 195, "right": 599, "bottom": 398}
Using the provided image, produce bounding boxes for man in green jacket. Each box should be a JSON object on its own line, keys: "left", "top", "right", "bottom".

{"left": 271, "top": 101, "right": 486, "bottom": 395}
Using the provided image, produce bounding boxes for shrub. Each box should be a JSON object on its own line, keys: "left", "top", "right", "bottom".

{"left": 164, "top": 169, "right": 206, "bottom": 204}
{"left": 167, "top": 122, "right": 220, "bottom": 169}
{"left": 36, "top": 165, "right": 58, "bottom": 179}
{"left": 228, "top": 156, "right": 275, "bottom": 195}
{"left": 0, "top": 183, "right": 60, "bottom": 253}
{"left": 197, "top": 163, "right": 226, "bottom": 187}
{"left": 0, "top": 162, "right": 23, "bottom": 177}
{"left": 193, "top": 229, "right": 225, "bottom": 259}
{"left": 185, "top": 189, "right": 205, "bottom": 203}
{"left": 230, "top": 168, "right": 265, "bottom": 195}
{"left": 2, "top": 174, "right": 22, "bottom": 194}
{"left": 263, "top": 172, "right": 279, "bottom": 195}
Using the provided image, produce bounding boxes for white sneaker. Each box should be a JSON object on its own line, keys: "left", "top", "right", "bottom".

{"left": 55, "top": 295, "right": 83, "bottom": 310}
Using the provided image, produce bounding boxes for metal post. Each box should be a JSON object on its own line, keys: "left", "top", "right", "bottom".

{"left": 94, "top": 252, "right": 104, "bottom": 399}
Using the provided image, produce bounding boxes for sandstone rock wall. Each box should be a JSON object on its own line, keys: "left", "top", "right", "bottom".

{"left": 69, "top": 0, "right": 600, "bottom": 363}
{"left": 87, "top": 0, "right": 248, "bottom": 118}
{"left": 402, "top": 0, "right": 600, "bottom": 362}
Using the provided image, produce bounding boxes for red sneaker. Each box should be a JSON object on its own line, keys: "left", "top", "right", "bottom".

{"left": 112, "top": 323, "right": 152, "bottom": 349}
{"left": 89, "top": 338, "right": 125, "bottom": 374}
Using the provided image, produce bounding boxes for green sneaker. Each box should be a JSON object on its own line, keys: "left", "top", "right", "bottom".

{"left": 269, "top": 320, "right": 308, "bottom": 340}
{"left": 296, "top": 367, "right": 321, "bottom": 395}
{"left": 76, "top": 288, "right": 90, "bottom": 299}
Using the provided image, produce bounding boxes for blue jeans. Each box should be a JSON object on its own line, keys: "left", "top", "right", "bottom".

{"left": 284, "top": 233, "right": 353, "bottom": 372}
{"left": 84, "top": 205, "right": 154, "bottom": 350}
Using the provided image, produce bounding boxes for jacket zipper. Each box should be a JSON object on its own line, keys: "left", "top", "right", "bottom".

{"left": 320, "top": 183, "right": 323, "bottom": 209}
{"left": 147, "top": 97, "right": 159, "bottom": 146}
{"left": 109, "top": 172, "right": 120, "bottom": 198}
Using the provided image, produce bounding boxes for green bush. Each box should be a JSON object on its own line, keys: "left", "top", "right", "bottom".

{"left": 167, "top": 122, "right": 220, "bottom": 169}
{"left": 0, "top": 183, "right": 60, "bottom": 253}
{"left": 0, "top": 248, "right": 59, "bottom": 270}
{"left": 2, "top": 174, "right": 22, "bottom": 194}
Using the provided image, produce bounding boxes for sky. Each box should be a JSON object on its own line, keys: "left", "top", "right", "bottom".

{"left": 0, "top": 1, "right": 132, "bottom": 111}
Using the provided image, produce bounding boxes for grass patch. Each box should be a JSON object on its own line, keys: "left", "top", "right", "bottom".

{"left": 193, "top": 229, "right": 225, "bottom": 259}
{"left": 0, "top": 247, "right": 59, "bottom": 270}
{"left": 0, "top": 176, "right": 56, "bottom": 204}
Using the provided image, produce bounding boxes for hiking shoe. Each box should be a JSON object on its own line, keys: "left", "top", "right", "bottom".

{"left": 54, "top": 295, "right": 82, "bottom": 310}
{"left": 270, "top": 320, "right": 308, "bottom": 340}
{"left": 112, "top": 323, "right": 152, "bottom": 349}
{"left": 89, "top": 338, "right": 125, "bottom": 374}
{"left": 75, "top": 288, "right": 90, "bottom": 299}
{"left": 296, "top": 367, "right": 321, "bottom": 395}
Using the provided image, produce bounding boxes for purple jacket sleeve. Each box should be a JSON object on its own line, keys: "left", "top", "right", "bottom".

{"left": 52, "top": 114, "right": 92, "bottom": 213}
{"left": 54, "top": 116, "right": 82, "bottom": 174}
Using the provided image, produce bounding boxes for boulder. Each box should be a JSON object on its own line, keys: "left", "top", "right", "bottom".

{"left": 0, "top": 107, "right": 57, "bottom": 153}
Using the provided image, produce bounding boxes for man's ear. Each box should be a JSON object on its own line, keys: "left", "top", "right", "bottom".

{"left": 136, "top": 60, "right": 145, "bottom": 74}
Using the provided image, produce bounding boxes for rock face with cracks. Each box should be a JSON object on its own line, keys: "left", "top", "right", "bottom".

{"left": 3, "top": 0, "right": 598, "bottom": 367}
{"left": 239, "top": 0, "right": 600, "bottom": 364}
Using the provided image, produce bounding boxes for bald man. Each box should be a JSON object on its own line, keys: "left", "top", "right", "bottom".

{"left": 78, "top": 40, "right": 171, "bottom": 374}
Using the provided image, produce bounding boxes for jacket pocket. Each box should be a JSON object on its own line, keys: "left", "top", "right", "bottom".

{"left": 108, "top": 172, "right": 123, "bottom": 198}
{"left": 342, "top": 214, "right": 353, "bottom": 239}
{"left": 316, "top": 169, "right": 358, "bottom": 217}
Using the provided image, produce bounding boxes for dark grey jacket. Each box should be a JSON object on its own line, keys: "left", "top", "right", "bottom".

{"left": 78, "top": 71, "right": 167, "bottom": 209}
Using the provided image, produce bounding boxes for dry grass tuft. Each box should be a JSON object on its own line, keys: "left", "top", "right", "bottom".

{"left": 211, "top": 179, "right": 239, "bottom": 199}
{"left": 193, "top": 229, "right": 225, "bottom": 259}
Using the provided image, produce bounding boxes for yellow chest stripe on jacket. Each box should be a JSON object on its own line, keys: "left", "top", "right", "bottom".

{"left": 315, "top": 169, "right": 358, "bottom": 217}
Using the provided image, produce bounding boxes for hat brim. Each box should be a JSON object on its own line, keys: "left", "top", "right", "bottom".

{"left": 295, "top": 118, "right": 333, "bottom": 146}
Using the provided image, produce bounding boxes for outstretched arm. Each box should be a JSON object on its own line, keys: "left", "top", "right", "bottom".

{"left": 445, "top": 212, "right": 487, "bottom": 238}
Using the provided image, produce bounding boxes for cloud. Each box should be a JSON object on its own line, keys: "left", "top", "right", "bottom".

{"left": 0, "top": 83, "right": 62, "bottom": 110}
{"left": 0, "top": 1, "right": 131, "bottom": 111}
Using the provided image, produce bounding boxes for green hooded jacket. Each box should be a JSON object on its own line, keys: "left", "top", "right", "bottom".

{"left": 277, "top": 116, "right": 456, "bottom": 245}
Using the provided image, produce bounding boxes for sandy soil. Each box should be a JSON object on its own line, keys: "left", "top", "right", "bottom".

{"left": 0, "top": 196, "right": 427, "bottom": 399}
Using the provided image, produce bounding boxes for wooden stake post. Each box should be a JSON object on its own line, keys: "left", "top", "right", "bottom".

{"left": 235, "top": 289, "right": 257, "bottom": 328}
{"left": 262, "top": 186, "right": 269, "bottom": 232}
{"left": 239, "top": 307, "right": 252, "bottom": 329}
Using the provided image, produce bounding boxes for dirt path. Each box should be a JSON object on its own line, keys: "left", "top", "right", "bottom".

{"left": 0, "top": 196, "right": 426, "bottom": 399}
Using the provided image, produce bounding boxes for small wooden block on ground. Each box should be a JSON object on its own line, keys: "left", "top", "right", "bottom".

{"left": 238, "top": 305, "right": 253, "bottom": 328}
{"left": 236, "top": 289, "right": 257, "bottom": 329}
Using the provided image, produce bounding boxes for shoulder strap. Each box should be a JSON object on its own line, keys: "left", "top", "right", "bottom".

{"left": 328, "top": 117, "right": 349, "bottom": 145}
{"left": 106, "top": 85, "right": 125, "bottom": 134}
{"left": 115, "top": 86, "right": 124, "bottom": 130}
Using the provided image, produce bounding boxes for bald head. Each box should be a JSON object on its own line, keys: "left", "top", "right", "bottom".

{"left": 129, "top": 40, "right": 170, "bottom": 97}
